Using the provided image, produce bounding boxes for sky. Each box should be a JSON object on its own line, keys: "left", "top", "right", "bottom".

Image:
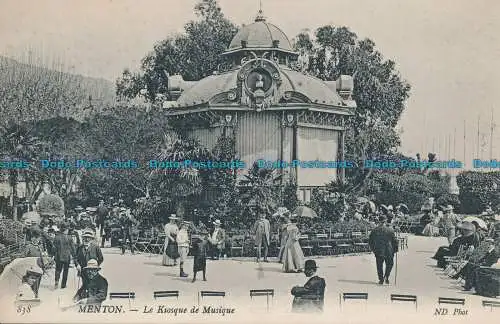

{"left": 1, "top": 0, "right": 500, "bottom": 168}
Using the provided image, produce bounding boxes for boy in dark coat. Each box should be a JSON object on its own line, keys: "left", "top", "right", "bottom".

{"left": 192, "top": 232, "right": 209, "bottom": 282}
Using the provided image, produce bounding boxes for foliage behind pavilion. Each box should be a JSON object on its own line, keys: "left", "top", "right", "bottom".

{"left": 162, "top": 9, "right": 356, "bottom": 202}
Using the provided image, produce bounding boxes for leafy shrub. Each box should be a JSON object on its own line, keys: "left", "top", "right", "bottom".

{"left": 456, "top": 171, "right": 500, "bottom": 214}
{"left": 37, "top": 193, "right": 65, "bottom": 217}
{"left": 364, "top": 172, "right": 450, "bottom": 213}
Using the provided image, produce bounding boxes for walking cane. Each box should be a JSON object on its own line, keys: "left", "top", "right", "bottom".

{"left": 394, "top": 252, "right": 398, "bottom": 286}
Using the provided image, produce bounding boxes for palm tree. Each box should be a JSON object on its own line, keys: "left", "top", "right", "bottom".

{"left": 0, "top": 122, "right": 41, "bottom": 220}
{"left": 238, "top": 162, "right": 282, "bottom": 216}
{"left": 151, "top": 133, "right": 212, "bottom": 216}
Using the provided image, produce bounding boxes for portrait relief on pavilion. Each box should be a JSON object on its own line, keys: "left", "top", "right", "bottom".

{"left": 237, "top": 58, "right": 283, "bottom": 111}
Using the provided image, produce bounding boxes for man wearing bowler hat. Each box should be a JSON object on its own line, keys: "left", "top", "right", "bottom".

{"left": 368, "top": 214, "right": 399, "bottom": 285}
{"left": 291, "top": 259, "right": 326, "bottom": 312}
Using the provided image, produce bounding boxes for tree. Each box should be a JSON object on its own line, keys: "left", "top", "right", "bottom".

{"left": 238, "top": 162, "right": 282, "bottom": 219}
{"left": 0, "top": 122, "right": 41, "bottom": 220}
{"left": 293, "top": 26, "right": 411, "bottom": 192}
{"left": 116, "top": 0, "right": 238, "bottom": 101}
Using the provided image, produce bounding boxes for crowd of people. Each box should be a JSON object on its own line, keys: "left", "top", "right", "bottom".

{"left": 9, "top": 195, "right": 499, "bottom": 313}
{"left": 431, "top": 212, "right": 499, "bottom": 295}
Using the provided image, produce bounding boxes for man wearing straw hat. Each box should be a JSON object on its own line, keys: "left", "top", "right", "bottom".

{"left": 209, "top": 219, "right": 226, "bottom": 260}
{"left": 75, "top": 229, "right": 103, "bottom": 286}
{"left": 291, "top": 259, "right": 326, "bottom": 312}
{"left": 73, "top": 259, "right": 108, "bottom": 305}
{"left": 177, "top": 220, "right": 191, "bottom": 277}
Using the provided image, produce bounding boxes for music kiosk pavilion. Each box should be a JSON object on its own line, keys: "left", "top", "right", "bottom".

{"left": 164, "top": 11, "right": 356, "bottom": 202}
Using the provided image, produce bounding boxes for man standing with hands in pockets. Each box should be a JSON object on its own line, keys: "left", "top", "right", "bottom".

{"left": 368, "top": 215, "right": 399, "bottom": 285}
{"left": 253, "top": 210, "right": 271, "bottom": 263}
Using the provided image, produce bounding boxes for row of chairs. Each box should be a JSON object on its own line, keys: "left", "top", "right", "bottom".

{"left": 109, "top": 290, "right": 273, "bottom": 311}
{"left": 132, "top": 231, "right": 409, "bottom": 258}
{"left": 108, "top": 290, "right": 500, "bottom": 312}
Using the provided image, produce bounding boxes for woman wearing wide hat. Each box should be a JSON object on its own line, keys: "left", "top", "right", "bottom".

{"left": 16, "top": 266, "right": 43, "bottom": 301}
{"left": 439, "top": 205, "right": 459, "bottom": 244}
{"left": 282, "top": 214, "right": 305, "bottom": 272}
{"left": 432, "top": 221, "right": 480, "bottom": 268}
{"left": 274, "top": 207, "right": 290, "bottom": 263}
{"left": 162, "top": 214, "right": 180, "bottom": 266}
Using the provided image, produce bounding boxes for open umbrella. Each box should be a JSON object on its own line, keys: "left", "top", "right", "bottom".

{"left": 396, "top": 204, "right": 409, "bottom": 214}
{"left": 462, "top": 216, "right": 488, "bottom": 230}
{"left": 0, "top": 257, "right": 42, "bottom": 302}
{"left": 293, "top": 206, "right": 318, "bottom": 218}
{"left": 356, "top": 197, "right": 370, "bottom": 204}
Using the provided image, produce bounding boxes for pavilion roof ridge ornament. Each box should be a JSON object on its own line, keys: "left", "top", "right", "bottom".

{"left": 255, "top": 0, "right": 266, "bottom": 22}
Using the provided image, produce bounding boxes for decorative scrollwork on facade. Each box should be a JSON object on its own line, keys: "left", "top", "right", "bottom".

{"left": 237, "top": 58, "right": 283, "bottom": 111}
{"left": 297, "top": 111, "right": 345, "bottom": 128}
{"left": 279, "top": 91, "right": 310, "bottom": 104}
{"left": 209, "top": 89, "right": 239, "bottom": 105}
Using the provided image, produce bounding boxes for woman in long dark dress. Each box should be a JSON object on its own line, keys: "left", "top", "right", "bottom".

{"left": 162, "top": 215, "right": 180, "bottom": 266}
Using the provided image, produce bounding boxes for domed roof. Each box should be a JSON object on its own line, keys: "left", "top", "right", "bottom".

{"left": 175, "top": 68, "right": 344, "bottom": 107}
{"left": 227, "top": 13, "right": 294, "bottom": 53}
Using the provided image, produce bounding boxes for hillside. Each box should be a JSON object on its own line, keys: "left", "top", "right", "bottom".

{"left": 0, "top": 56, "right": 116, "bottom": 122}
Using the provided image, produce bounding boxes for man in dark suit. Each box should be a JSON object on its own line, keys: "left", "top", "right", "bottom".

{"left": 53, "top": 223, "right": 76, "bottom": 289}
{"left": 369, "top": 215, "right": 399, "bottom": 285}
{"left": 291, "top": 260, "right": 326, "bottom": 312}
{"left": 75, "top": 230, "right": 104, "bottom": 286}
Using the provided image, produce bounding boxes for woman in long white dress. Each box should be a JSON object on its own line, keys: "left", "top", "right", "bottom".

{"left": 162, "top": 214, "right": 180, "bottom": 266}
{"left": 282, "top": 216, "right": 305, "bottom": 273}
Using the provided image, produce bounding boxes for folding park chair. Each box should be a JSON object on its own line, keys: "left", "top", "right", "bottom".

{"left": 198, "top": 291, "right": 226, "bottom": 306}
{"left": 396, "top": 232, "right": 408, "bottom": 251}
{"left": 133, "top": 236, "right": 154, "bottom": 254}
{"left": 351, "top": 232, "right": 369, "bottom": 253}
{"left": 390, "top": 294, "right": 417, "bottom": 311}
{"left": 109, "top": 292, "right": 136, "bottom": 309}
{"left": 315, "top": 234, "right": 332, "bottom": 255}
{"left": 332, "top": 233, "right": 352, "bottom": 255}
{"left": 444, "top": 246, "right": 469, "bottom": 276}
{"left": 154, "top": 290, "right": 179, "bottom": 300}
{"left": 249, "top": 289, "right": 274, "bottom": 312}
{"left": 148, "top": 236, "right": 165, "bottom": 257}
{"left": 438, "top": 297, "right": 465, "bottom": 306}
{"left": 339, "top": 292, "right": 368, "bottom": 309}
{"left": 230, "top": 235, "right": 244, "bottom": 257}
{"left": 482, "top": 300, "right": 500, "bottom": 311}
{"left": 299, "top": 235, "right": 313, "bottom": 256}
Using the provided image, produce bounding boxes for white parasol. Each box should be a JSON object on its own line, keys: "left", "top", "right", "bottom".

{"left": 461, "top": 216, "right": 488, "bottom": 230}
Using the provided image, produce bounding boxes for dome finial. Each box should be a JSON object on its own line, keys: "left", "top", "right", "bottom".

{"left": 255, "top": 0, "right": 266, "bottom": 22}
